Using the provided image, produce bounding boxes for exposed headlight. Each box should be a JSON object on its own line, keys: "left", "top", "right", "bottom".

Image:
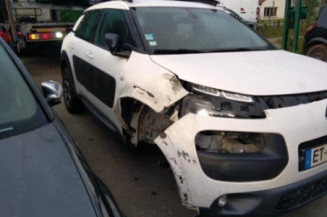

{"left": 180, "top": 95, "right": 215, "bottom": 116}
{"left": 180, "top": 83, "right": 266, "bottom": 118}
{"left": 192, "top": 84, "right": 220, "bottom": 97}
{"left": 196, "top": 131, "right": 265, "bottom": 154}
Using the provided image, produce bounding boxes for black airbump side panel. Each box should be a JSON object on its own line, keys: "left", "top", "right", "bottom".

{"left": 73, "top": 55, "right": 116, "bottom": 108}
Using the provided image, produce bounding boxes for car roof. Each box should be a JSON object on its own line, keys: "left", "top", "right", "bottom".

{"left": 86, "top": 0, "right": 218, "bottom": 11}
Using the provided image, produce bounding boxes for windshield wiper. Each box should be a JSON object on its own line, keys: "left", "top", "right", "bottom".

{"left": 153, "top": 49, "right": 207, "bottom": 54}
{"left": 0, "top": 127, "right": 14, "bottom": 134}
{"left": 207, "top": 47, "right": 272, "bottom": 53}
{"left": 153, "top": 46, "right": 272, "bottom": 54}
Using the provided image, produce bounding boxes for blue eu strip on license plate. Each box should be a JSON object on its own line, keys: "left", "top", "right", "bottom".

{"left": 304, "top": 149, "right": 312, "bottom": 170}
{"left": 304, "top": 144, "right": 327, "bottom": 170}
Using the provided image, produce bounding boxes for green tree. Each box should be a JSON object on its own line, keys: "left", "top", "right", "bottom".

{"left": 305, "top": 0, "right": 320, "bottom": 23}
{"left": 60, "top": 10, "right": 83, "bottom": 23}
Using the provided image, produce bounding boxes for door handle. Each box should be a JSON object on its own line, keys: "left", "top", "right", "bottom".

{"left": 86, "top": 51, "right": 94, "bottom": 59}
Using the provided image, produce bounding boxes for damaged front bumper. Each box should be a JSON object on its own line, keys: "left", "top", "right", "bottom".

{"left": 155, "top": 98, "right": 327, "bottom": 216}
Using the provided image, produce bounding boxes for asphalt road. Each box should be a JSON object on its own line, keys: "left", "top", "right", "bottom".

{"left": 21, "top": 44, "right": 327, "bottom": 217}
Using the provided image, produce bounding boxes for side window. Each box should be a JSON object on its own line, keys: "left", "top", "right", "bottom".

{"left": 94, "top": 9, "right": 133, "bottom": 49}
{"left": 75, "top": 10, "right": 100, "bottom": 41}
{"left": 317, "top": 5, "right": 327, "bottom": 28}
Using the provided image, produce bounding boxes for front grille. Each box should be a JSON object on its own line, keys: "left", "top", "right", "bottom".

{"left": 276, "top": 176, "right": 327, "bottom": 210}
{"left": 258, "top": 91, "right": 327, "bottom": 109}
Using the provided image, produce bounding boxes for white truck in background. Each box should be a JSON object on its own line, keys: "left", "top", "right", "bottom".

{"left": 218, "top": 0, "right": 259, "bottom": 24}
{"left": 1, "top": 0, "right": 99, "bottom": 53}
{"left": 11, "top": 1, "right": 79, "bottom": 47}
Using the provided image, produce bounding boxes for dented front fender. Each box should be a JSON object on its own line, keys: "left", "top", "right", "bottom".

{"left": 116, "top": 52, "right": 188, "bottom": 113}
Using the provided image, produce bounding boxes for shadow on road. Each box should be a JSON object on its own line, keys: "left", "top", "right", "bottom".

{"left": 20, "top": 41, "right": 62, "bottom": 57}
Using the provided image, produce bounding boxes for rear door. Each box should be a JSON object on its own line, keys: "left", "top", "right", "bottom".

{"left": 71, "top": 10, "right": 102, "bottom": 99}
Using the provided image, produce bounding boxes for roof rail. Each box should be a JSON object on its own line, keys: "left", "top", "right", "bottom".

{"left": 116, "top": 0, "right": 220, "bottom": 6}
{"left": 176, "top": 0, "right": 220, "bottom": 6}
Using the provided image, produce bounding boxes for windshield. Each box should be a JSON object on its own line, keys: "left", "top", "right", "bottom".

{"left": 133, "top": 7, "right": 272, "bottom": 54}
{"left": 0, "top": 45, "right": 47, "bottom": 139}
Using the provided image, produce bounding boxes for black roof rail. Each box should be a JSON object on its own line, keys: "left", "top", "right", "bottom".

{"left": 176, "top": 0, "right": 220, "bottom": 6}
{"left": 115, "top": 0, "right": 220, "bottom": 5}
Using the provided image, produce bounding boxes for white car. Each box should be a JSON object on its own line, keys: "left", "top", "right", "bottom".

{"left": 61, "top": 0, "right": 327, "bottom": 216}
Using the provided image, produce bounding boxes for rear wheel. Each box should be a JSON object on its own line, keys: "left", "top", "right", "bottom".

{"left": 62, "top": 67, "right": 84, "bottom": 114}
{"left": 306, "top": 44, "right": 327, "bottom": 62}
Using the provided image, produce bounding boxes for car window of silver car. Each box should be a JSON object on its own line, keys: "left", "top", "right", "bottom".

{"left": 0, "top": 45, "right": 47, "bottom": 139}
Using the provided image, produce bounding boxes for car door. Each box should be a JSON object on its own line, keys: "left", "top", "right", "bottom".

{"left": 76, "top": 9, "right": 135, "bottom": 129}
{"left": 70, "top": 10, "right": 102, "bottom": 101}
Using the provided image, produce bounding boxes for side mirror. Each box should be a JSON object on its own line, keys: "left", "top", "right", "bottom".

{"left": 104, "top": 33, "right": 132, "bottom": 58}
{"left": 104, "top": 33, "right": 119, "bottom": 54}
{"left": 41, "top": 80, "right": 63, "bottom": 107}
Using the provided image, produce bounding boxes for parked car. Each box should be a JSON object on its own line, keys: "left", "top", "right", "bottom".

{"left": 304, "top": 3, "right": 327, "bottom": 62}
{"left": 61, "top": 1, "right": 327, "bottom": 216}
{"left": 0, "top": 25, "right": 11, "bottom": 43}
{"left": 224, "top": 7, "right": 258, "bottom": 29}
{"left": 218, "top": 0, "right": 259, "bottom": 24}
{"left": 0, "top": 37, "right": 123, "bottom": 217}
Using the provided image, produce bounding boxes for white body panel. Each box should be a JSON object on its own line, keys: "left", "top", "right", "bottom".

{"left": 155, "top": 98, "right": 327, "bottom": 207}
{"left": 151, "top": 50, "right": 327, "bottom": 96}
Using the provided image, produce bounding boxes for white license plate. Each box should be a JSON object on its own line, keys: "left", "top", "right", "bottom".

{"left": 304, "top": 144, "right": 327, "bottom": 169}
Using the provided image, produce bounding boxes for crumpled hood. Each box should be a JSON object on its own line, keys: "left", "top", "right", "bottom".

{"left": 150, "top": 50, "right": 327, "bottom": 96}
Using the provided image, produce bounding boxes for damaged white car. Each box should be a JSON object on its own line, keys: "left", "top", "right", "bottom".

{"left": 61, "top": 0, "right": 327, "bottom": 216}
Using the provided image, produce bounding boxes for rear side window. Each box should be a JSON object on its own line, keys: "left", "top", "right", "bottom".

{"left": 94, "top": 9, "right": 133, "bottom": 49}
{"left": 75, "top": 10, "right": 100, "bottom": 41}
{"left": 318, "top": 5, "right": 327, "bottom": 28}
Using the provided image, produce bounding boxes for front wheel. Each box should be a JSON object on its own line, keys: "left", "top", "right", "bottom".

{"left": 306, "top": 44, "right": 327, "bottom": 62}
{"left": 62, "top": 67, "right": 84, "bottom": 114}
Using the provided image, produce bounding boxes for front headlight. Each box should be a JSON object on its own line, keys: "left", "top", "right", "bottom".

{"left": 180, "top": 83, "right": 266, "bottom": 118}
{"left": 191, "top": 83, "right": 254, "bottom": 103}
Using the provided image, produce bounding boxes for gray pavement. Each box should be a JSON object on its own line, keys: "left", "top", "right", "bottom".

{"left": 21, "top": 51, "right": 327, "bottom": 217}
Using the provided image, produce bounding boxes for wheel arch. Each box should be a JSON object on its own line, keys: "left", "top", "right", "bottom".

{"left": 304, "top": 37, "right": 327, "bottom": 54}
{"left": 61, "top": 51, "right": 72, "bottom": 72}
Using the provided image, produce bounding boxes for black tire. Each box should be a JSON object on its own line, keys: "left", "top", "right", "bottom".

{"left": 62, "top": 67, "right": 84, "bottom": 114}
{"left": 306, "top": 44, "right": 327, "bottom": 62}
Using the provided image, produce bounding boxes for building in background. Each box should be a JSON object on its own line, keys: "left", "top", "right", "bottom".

{"left": 259, "top": 0, "right": 320, "bottom": 20}
{"left": 259, "top": 0, "right": 286, "bottom": 19}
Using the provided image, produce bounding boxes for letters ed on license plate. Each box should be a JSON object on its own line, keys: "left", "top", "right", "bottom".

{"left": 304, "top": 144, "right": 327, "bottom": 169}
